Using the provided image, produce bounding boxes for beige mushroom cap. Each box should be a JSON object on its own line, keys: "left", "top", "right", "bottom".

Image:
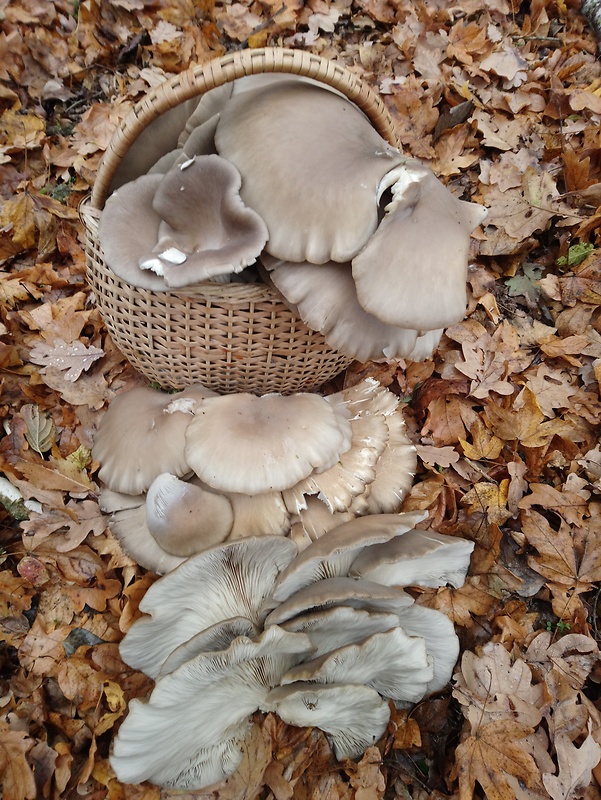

{"left": 107, "top": 503, "right": 186, "bottom": 575}
{"left": 214, "top": 79, "right": 405, "bottom": 264}
{"left": 145, "top": 473, "right": 234, "bottom": 556}
{"left": 184, "top": 392, "right": 352, "bottom": 495}
{"left": 262, "top": 682, "right": 390, "bottom": 761}
{"left": 93, "top": 385, "right": 212, "bottom": 496}
{"left": 265, "top": 255, "right": 422, "bottom": 362}
{"left": 352, "top": 161, "right": 488, "bottom": 331}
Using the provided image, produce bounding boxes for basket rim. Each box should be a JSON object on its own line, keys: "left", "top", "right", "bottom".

{"left": 90, "top": 46, "right": 400, "bottom": 209}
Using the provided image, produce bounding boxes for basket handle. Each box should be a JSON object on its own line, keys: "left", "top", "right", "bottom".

{"left": 90, "top": 47, "right": 400, "bottom": 209}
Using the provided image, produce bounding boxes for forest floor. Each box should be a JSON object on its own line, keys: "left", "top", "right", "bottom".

{"left": 2, "top": 0, "right": 601, "bottom": 798}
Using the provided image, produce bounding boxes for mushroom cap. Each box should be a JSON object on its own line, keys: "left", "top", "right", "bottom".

{"left": 265, "top": 255, "right": 421, "bottom": 362}
{"left": 225, "top": 491, "right": 290, "bottom": 539}
{"left": 282, "top": 412, "right": 388, "bottom": 515}
{"left": 214, "top": 80, "right": 405, "bottom": 264}
{"left": 281, "top": 605, "right": 400, "bottom": 659}
{"left": 147, "top": 155, "right": 268, "bottom": 288}
{"left": 111, "top": 625, "right": 312, "bottom": 790}
{"left": 98, "top": 173, "right": 167, "bottom": 291}
{"left": 288, "top": 499, "right": 356, "bottom": 551}
{"left": 273, "top": 511, "right": 428, "bottom": 602}
{"left": 184, "top": 392, "right": 352, "bottom": 495}
{"left": 262, "top": 681, "right": 390, "bottom": 761}
{"left": 282, "top": 626, "right": 434, "bottom": 704}
{"left": 264, "top": 577, "right": 413, "bottom": 627}
{"left": 93, "top": 385, "right": 209, "bottom": 496}
{"left": 349, "top": 529, "right": 474, "bottom": 589}
{"left": 145, "top": 473, "right": 234, "bottom": 556}
{"left": 395, "top": 603, "right": 461, "bottom": 693}
{"left": 119, "top": 536, "right": 298, "bottom": 678}
{"left": 352, "top": 162, "right": 488, "bottom": 331}
{"left": 108, "top": 504, "right": 186, "bottom": 575}
{"left": 108, "top": 96, "right": 202, "bottom": 193}
{"left": 159, "top": 616, "right": 259, "bottom": 676}
{"left": 361, "top": 411, "right": 417, "bottom": 514}
{"left": 177, "top": 83, "right": 234, "bottom": 146}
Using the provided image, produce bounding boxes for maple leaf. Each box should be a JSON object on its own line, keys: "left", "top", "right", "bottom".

{"left": 456, "top": 719, "right": 540, "bottom": 800}
{"left": 543, "top": 732, "right": 601, "bottom": 800}
{"left": 28, "top": 337, "right": 104, "bottom": 381}
{"left": 462, "top": 480, "right": 510, "bottom": 525}
{"left": 0, "top": 721, "right": 37, "bottom": 800}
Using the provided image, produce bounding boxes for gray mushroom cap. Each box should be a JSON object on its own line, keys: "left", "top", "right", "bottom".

{"left": 143, "top": 154, "right": 268, "bottom": 287}
{"left": 272, "top": 511, "right": 428, "bottom": 602}
{"left": 264, "top": 577, "right": 413, "bottom": 627}
{"left": 119, "top": 536, "right": 298, "bottom": 678}
{"left": 282, "top": 626, "right": 434, "bottom": 704}
{"left": 262, "top": 682, "right": 390, "bottom": 761}
{"left": 352, "top": 161, "right": 488, "bottom": 331}
{"left": 99, "top": 173, "right": 167, "bottom": 291}
{"left": 184, "top": 392, "right": 352, "bottom": 495}
{"left": 93, "top": 385, "right": 213, "bottom": 495}
{"left": 111, "top": 625, "right": 312, "bottom": 790}
{"left": 281, "top": 605, "right": 400, "bottom": 659}
{"left": 214, "top": 79, "right": 405, "bottom": 264}
{"left": 265, "top": 255, "right": 422, "bottom": 362}
{"left": 349, "top": 529, "right": 474, "bottom": 589}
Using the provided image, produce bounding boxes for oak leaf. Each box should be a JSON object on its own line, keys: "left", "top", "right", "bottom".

{"left": 543, "top": 732, "right": 601, "bottom": 800}
{"left": 0, "top": 721, "right": 37, "bottom": 800}
{"left": 29, "top": 337, "right": 104, "bottom": 381}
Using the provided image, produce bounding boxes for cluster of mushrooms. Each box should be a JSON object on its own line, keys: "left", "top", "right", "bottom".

{"left": 93, "top": 377, "right": 475, "bottom": 789}
{"left": 94, "top": 378, "right": 419, "bottom": 572}
{"left": 98, "top": 74, "right": 487, "bottom": 362}
{"left": 109, "top": 517, "right": 474, "bottom": 789}
{"left": 94, "top": 69, "right": 484, "bottom": 792}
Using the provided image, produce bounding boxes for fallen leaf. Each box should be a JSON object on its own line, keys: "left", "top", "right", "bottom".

{"left": 0, "top": 721, "right": 37, "bottom": 800}
{"left": 543, "top": 732, "right": 601, "bottom": 800}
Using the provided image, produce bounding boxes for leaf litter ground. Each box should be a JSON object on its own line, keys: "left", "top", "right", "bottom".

{"left": 2, "top": 0, "right": 601, "bottom": 798}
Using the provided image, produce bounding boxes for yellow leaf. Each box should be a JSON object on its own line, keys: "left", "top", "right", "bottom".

{"left": 462, "top": 480, "right": 510, "bottom": 525}
{"left": 0, "top": 193, "right": 36, "bottom": 250}
{"left": 460, "top": 418, "right": 504, "bottom": 460}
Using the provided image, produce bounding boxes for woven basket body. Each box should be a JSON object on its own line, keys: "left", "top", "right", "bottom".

{"left": 83, "top": 48, "right": 401, "bottom": 394}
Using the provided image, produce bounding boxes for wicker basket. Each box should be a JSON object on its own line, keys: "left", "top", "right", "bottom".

{"left": 82, "top": 47, "right": 401, "bottom": 394}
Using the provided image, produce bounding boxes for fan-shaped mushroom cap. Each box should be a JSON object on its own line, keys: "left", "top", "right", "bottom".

{"left": 214, "top": 80, "right": 405, "bottom": 264}
{"left": 142, "top": 155, "right": 268, "bottom": 288}
{"left": 281, "top": 606, "right": 399, "bottom": 658}
{"left": 288, "top": 498, "right": 355, "bottom": 550}
{"left": 108, "top": 96, "right": 202, "bottom": 193}
{"left": 159, "top": 617, "right": 259, "bottom": 676}
{"left": 273, "top": 512, "right": 428, "bottom": 602}
{"left": 108, "top": 503, "right": 186, "bottom": 575}
{"left": 395, "top": 603, "right": 461, "bottom": 693}
{"left": 93, "top": 385, "right": 212, "bottom": 496}
{"left": 406, "top": 329, "right": 444, "bottom": 361}
{"left": 262, "top": 682, "right": 390, "bottom": 761}
{"left": 266, "top": 255, "right": 421, "bottom": 362}
{"left": 282, "top": 627, "right": 433, "bottom": 704}
{"left": 352, "top": 162, "right": 488, "bottom": 331}
{"left": 225, "top": 491, "right": 290, "bottom": 539}
{"left": 361, "top": 411, "right": 417, "bottom": 514}
{"left": 119, "top": 536, "right": 298, "bottom": 678}
{"left": 264, "top": 577, "right": 413, "bottom": 627}
{"left": 349, "top": 529, "right": 474, "bottom": 589}
{"left": 111, "top": 625, "right": 312, "bottom": 790}
{"left": 177, "top": 83, "right": 234, "bottom": 146}
{"left": 145, "top": 473, "right": 234, "bottom": 556}
{"left": 184, "top": 392, "right": 352, "bottom": 495}
{"left": 99, "top": 173, "right": 167, "bottom": 291}
{"left": 282, "top": 412, "right": 388, "bottom": 515}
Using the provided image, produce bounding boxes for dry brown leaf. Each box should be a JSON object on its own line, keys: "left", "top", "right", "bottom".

{"left": 0, "top": 721, "right": 37, "bottom": 800}
{"left": 455, "top": 719, "right": 540, "bottom": 800}
{"left": 543, "top": 732, "right": 601, "bottom": 800}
